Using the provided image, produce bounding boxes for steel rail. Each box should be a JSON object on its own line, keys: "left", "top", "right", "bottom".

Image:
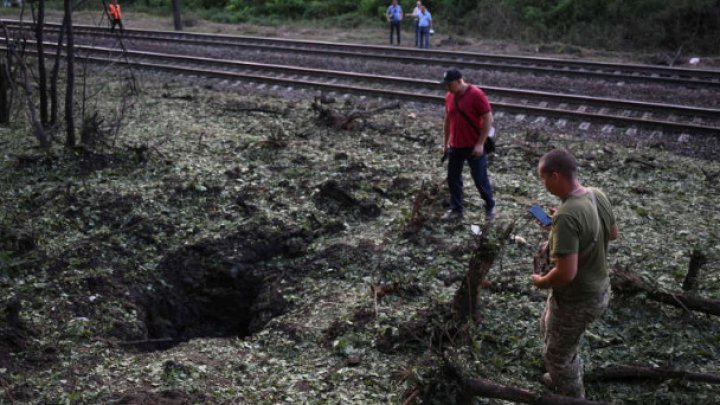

{"left": 4, "top": 19, "right": 720, "bottom": 89}
{"left": 5, "top": 41, "right": 720, "bottom": 135}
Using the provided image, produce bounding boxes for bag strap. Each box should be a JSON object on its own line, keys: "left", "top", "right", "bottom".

{"left": 578, "top": 189, "right": 602, "bottom": 258}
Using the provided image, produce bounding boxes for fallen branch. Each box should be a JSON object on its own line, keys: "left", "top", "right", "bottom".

{"left": 586, "top": 366, "right": 720, "bottom": 384}
{"left": 462, "top": 378, "right": 609, "bottom": 405}
{"left": 611, "top": 266, "right": 720, "bottom": 317}
{"left": 312, "top": 98, "right": 400, "bottom": 130}
{"left": 624, "top": 157, "right": 659, "bottom": 169}
{"left": 118, "top": 337, "right": 175, "bottom": 346}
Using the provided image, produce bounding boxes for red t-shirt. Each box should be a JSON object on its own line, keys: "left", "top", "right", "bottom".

{"left": 445, "top": 85, "right": 492, "bottom": 148}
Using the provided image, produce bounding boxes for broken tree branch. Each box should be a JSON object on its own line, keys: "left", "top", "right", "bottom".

{"left": 453, "top": 223, "right": 514, "bottom": 322}
{"left": 611, "top": 266, "right": 720, "bottom": 317}
{"left": 624, "top": 157, "right": 659, "bottom": 169}
{"left": 312, "top": 97, "right": 400, "bottom": 130}
{"left": 462, "top": 378, "right": 609, "bottom": 405}
{"left": 586, "top": 366, "right": 720, "bottom": 384}
{"left": 682, "top": 249, "right": 707, "bottom": 292}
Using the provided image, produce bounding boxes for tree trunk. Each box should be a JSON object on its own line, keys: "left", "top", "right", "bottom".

{"left": 64, "top": 0, "right": 75, "bottom": 146}
{"left": 171, "top": 0, "right": 183, "bottom": 31}
{"left": 50, "top": 14, "right": 67, "bottom": 126}
{"left": 452, "top": 223, "right": 513, "bottom": 322}
{"left": 0, "top": 61, "right": 9, "bottom": 124}
{"left": 19, "top": 63, "right": 50, "bottom": 147}
{"left": 36, "top": 0, "right": 49, "bottom": 126}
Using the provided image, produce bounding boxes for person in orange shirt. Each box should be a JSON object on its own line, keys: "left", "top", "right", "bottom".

{"left": 108, "top": 0, "right": 123, "bottom": 33}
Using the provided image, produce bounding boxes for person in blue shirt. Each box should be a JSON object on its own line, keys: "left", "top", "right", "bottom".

{"left": 406, "top": 1, "right": 423, "bottom": 47}
{"left": 417, "top": 5, "right": 432, "bottom": 48}
{"left": 386, "top": 0, "right": 403, "bottom": 45}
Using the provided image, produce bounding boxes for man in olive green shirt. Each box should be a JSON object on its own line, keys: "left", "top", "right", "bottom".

{"left": 531, "top": 149, "right": 619, "bottom": 398}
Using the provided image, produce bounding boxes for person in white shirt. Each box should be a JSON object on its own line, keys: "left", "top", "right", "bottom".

{"left": 406, "top": 1, "right": 423, "bottom": 47}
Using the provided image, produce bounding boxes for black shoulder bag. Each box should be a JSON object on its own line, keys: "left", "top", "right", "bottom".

{"left": 453, "top": 94, "right": 496, "bottom": 154}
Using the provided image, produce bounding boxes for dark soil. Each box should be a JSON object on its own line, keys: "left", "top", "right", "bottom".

{"left": 134, "top": 217, "right": 314, "bottom": 350}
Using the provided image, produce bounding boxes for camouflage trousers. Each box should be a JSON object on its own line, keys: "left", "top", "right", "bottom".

{"left": 540, "top": 286, "right": 610, "bottom": 398}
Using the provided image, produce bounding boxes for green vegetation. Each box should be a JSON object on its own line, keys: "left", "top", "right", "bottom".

{"left": 96, "top": 0, "right": 720, "bottom": 52}
{"left": 1, "top": 76, "right": 719, "bottom": 402}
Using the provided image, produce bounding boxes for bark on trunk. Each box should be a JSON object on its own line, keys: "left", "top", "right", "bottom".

{"left": 64, "top": 0, "right": 75, "bottom": 146}
{"left": 36, "top": 0, "right": 49, "bottom": 126}
{"left": 50, "top": 15, "right": 67, "bottom": 126}
{"left": 453, "top": 223, "right": 513, "bottom": 322}
{"left": 0, "top": 61, "right": 9, "bottom": 124}
{"left": 172, "top": 0, "right": 183, "bottom": 31}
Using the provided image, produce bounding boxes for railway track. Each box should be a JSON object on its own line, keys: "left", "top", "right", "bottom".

{"left": 7, "top": 40, "right": 720, "bottom": 136}
{"left": 4, "top": 19, "right": 720, "bottom": 90}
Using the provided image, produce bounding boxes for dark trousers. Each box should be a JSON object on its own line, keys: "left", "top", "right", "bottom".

{"left": 414, "top": 21, "right": 420, "bottom": 46}
{"left": 419, "top": 26, "right": 430, "bottom": 48}
{"left": 389, "top": 21, "right": 401, "bottom": 45}
{"left": 447, "top": 147, "right": 495, "bottom": 214}
{"left": 111, "top": 19, "right": 124, "bottom": 33}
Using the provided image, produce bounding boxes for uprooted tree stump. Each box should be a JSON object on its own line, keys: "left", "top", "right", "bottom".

{"left": 405, "top": 180, "right": 442, "bottom": 233}
{"left": 453, "top": 222, "right": 514, "bottom": 322}
{"left": 311, "top": 96, "right": 400, "bottom": 130}
{"left": 611, "top": 266, "right": 720, "bottom": 317}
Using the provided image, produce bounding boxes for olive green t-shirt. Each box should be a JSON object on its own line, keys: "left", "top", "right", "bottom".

{"left": 549, "top": 187, "right": 615, "bottom": 301}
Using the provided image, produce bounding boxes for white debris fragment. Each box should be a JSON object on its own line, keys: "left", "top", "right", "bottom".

{"left": 689, "top": 57, "right": 700, "bottom": 65}
{"left": 511, "top": 235, "right": 528, "bottom": 246}
{"left": 88, "top": 295, "right": 98, "bottom": 302}
{"left": 677, "top": 133, "right": 690, "bottom": 143}
{"left": 471, "top": 225, "right": 481, "bottom": 235}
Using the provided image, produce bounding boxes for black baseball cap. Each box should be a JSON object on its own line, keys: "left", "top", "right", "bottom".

{"left": 441, "top": 69, "right": 462, "bottom": 84}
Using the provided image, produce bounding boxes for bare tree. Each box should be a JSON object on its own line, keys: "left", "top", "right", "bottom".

{"left": 0, "top": 26, "right": 50, "bottom": 147}
{"left": 34, "top": 0, "right": 49, "bottom": 126}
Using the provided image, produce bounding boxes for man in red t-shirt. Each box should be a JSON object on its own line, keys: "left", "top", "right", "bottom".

{"left": 441, "top": 69, "right": 496, "bottom": 221}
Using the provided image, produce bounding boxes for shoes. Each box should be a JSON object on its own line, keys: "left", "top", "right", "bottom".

{"left": 441, "top": 209, "right": 463, "bottom": 221}
{"left": 485, "top": 207, "right": 496, "bottom": 221}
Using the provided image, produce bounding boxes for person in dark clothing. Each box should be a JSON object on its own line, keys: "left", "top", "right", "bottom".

{"left": 386, "top": 0, "right": 403, "bottom": 45}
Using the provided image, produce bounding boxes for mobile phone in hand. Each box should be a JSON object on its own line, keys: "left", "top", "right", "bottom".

{"left": 528, "top": 204, "right": 552, "bottom": 226}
